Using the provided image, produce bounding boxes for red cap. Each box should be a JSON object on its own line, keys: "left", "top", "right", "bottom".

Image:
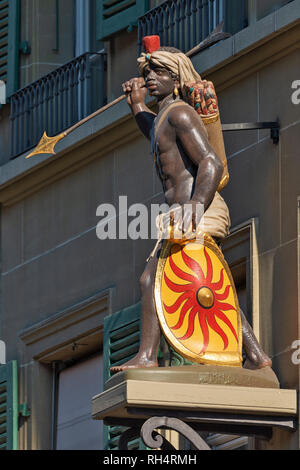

{"left": 142, "top": 35, "right": 161, "bottom": 54}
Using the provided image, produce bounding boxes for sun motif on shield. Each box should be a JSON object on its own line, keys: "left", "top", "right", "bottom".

{"left": 161, "top": 242, "right": 240, "bottom": 357}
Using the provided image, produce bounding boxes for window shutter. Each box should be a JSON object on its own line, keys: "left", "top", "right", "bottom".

{"left": 206, "top": 433, "right": 249, "bottom": 450}
{"left": 0, "top": 0, "right": 20, "bottom": 98}
{"left": 0, "top": 361, "right": 18, "bottom": 450}
{"left": 103, "top": 302, "right": 144, "bottom": 450}
{"left": 97, "top": 0, "right": 149, "bottom": 41}
{"left": 225, "top": 0, "right": 248, "bottom": 35}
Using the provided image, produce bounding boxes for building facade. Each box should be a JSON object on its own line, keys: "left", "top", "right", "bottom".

{"left": 0, "top": 0, "right": 299, "bottom": 450}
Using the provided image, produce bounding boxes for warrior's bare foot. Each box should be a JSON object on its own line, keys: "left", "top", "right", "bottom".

{"left": 240, "top": 309, "right": 272, "bottom": 370}
{"left": 243, "top": 350, "right": 272, "bottom": 370}
{"left": 110, "top": 355, "right": 158, "bottom": 374}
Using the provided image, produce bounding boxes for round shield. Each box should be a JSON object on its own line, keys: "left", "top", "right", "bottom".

{"left": 155, "top": 236, "right": 243, "bottom": 367}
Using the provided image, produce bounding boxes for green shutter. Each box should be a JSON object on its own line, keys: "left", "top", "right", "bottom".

{"left": 0, "top": 0, "right": 20, "bottom": 98}
{"left": 0, "top": 361, "right": 18, "bottom": 450}
{"left": 225, "top": 0, "right": 248, "bottom": 35}
{"left": 103, "top": 302, "right": 144, "bottom": 450}
{"left": 97, "top": 0, "right": 149, "bottom": 41}
{"left": 102, "top": 301, "right": 196, "bottom": 449}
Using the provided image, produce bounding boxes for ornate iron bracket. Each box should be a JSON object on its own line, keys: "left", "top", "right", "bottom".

{"left": 115, "top": 417, "right": 211, "bottom": 450}
{"left": 222, "top": 122, "right": 280, "bottom": 145}
{"left": 141, "top": 417, "right": 211, "bottom": 450}
{"left": 118, "top": 427, "right": 141, "bottom": 450}
{"left": 118, "top": 426, "right": 178, "bottom": 451}
{"left": 106, "top": 404, "right": 296, "bottom": 450}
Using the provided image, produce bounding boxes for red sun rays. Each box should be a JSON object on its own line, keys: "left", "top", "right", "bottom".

{"left": 163, "top": 246, "right": 238, "bottom": 354}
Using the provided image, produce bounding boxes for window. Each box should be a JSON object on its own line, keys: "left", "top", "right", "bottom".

{"left": 221, "top": 218, "right": 260, "bottom": 336}
{"left": 0, "top": 361, "right": 18, "bottom": 450}
{"left": 103, "top": 302, "right": 143, "bottom": 450}
{"left": 0, "top": 0, "right": 20, "bottom": 97}
{"left": 56, "top": 355, "right": 103, "bottom": 450}
{"left": 75, "top": 0, "right": 103, "bottom": 55}
{"left": 205, "top": 433, "right": 249, "bottom": 450}
{"left": 225, "top": 0, "right": 248, "bottom": 35}
{"left": 204, "top": 218, "right": 261, "bottom": 451}
{"left": 19, "top": 289, "right": 112, "bottom": 450}
{"left": 180, "top": 219, "right": 259, "bottom": 450}
{"left": 75, "top": 0, "right": 92, "bottom": 56}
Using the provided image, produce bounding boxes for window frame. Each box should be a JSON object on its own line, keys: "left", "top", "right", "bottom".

{"left": 6, "top": 0, "right": 20, "bottom": 98}
{"left": 18, "top": 288, "right": 112, "bottom": 450}
{"left": 103, "top": 302, "right": 144, "bottom": 450}
{"left": 221, "top": 217, "right": 260, "bottom": 339}
{"left": 0, "top": 360, "right": 18, "bottom": 450}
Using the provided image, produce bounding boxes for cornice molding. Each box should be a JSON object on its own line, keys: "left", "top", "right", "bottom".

{"left": 19, "top": 288, "right": 113, "bottom": 362}
{"left": 0, "top": 117, "right": 141, "bottom": 207}
{"left": 205, "top": 22, "right": 300, "bottom": 91}
{"left": 0, "top": 3, "right": 298, "bottom": 205}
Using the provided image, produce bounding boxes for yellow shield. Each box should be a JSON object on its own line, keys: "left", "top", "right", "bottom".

{"left": 155, "top": 236, "right": 243, "bottom": 367}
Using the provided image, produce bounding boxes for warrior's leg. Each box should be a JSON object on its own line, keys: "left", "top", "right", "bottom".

{"left": 240, "top": 309, "right": 272, "bottom": 369}
{"left": 110, "top": 244, "right": 162, "bottom": 373}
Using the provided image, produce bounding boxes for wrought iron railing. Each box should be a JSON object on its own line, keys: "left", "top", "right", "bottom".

{"left": 10, "top": 51, "right": 107, "bottom": 158}
{"left": 138, "top": 0, "right": 247, "bottom": 54}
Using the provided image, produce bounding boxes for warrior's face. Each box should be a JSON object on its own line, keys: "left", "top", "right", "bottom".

{"left": 143, "top": 63, "right": 177, "bottom": 100}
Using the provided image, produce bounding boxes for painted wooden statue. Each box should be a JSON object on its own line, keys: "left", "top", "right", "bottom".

{"left": 111, "top": 36, "right": 272, "bottom": 373}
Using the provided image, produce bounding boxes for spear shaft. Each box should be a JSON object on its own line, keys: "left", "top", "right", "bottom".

{"left": 25, "top": 94, "right": 127, "bottom": 159}
{"left": 25, "top": 25, "right": 228, "bottom": 159}
{"left": 65, "top": 94, "right": 126, "bottom": 136}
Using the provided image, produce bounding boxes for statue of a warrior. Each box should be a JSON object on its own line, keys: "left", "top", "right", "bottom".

{"left": 111, "top": 36, "right": 272, "bottom": 372}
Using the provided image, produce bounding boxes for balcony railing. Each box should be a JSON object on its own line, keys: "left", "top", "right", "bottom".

{"left": 138, "top": 0, "right": 247, "bottom": 54}
{"left": 10, "top": 51, "right": 107, "bottom": 159}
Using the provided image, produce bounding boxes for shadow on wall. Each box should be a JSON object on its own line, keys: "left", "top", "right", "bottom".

{"left": 271, "top": 242, "right": 298, "bottom": 389}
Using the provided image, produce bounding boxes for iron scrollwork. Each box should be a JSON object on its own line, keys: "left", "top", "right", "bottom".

{"left": 141, "top": 417, "right": 211, "bottom": 450}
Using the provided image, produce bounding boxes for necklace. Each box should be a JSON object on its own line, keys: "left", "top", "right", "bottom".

{"left": 158, "top": 94, "right": 180, "bottom": 113}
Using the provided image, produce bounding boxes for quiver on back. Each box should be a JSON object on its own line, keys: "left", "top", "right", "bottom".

{"left": 183, "top": 80, "right": 229, "bottom": 192}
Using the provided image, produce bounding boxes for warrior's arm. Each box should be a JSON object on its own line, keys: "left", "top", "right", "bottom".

{"left": 168, "top": 105, "right": 223, "bottom": 216}
{"left": 123, "top": 78, "right": 156, "bottom": 140}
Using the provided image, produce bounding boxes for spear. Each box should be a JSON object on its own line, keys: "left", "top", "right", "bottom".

{"left": 25, "top": 95, "right": 126, "bottom": 158}
{"left": 26, "top": 24, "right": 229, "bottom": 159}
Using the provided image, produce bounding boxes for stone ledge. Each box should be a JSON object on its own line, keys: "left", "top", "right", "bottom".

{"left": 105, "top": 365, "right": 280, "bottom": 390}
{"left": 92, "top": 372, "right": 297, "bottom": 421}
{"left": 192, "top": 0, "right": 300, "bottom": 77}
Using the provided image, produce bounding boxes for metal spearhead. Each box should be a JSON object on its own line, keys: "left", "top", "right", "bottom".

{"left": 25, "top": 130, "right": 67, "bottom": 159}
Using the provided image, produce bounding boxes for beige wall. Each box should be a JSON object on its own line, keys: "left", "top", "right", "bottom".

{"left": 219, "top": 50, "right": 300, "bottom": 396}
{"left": 0, "top": 104, "right": 11, "bottom": 166}
{"left": 1, "top": 120, "right": 162, "bottom": 449}
{"left": 3, "top": 45, "right": 299, "bottom": 449}
{"left": 107, "top": 30, "right": 139, "bottom": 100}
{"left": 19, "top": 0, "right": 75, "bottom": 88}
{"left": 105, "top": 0, "right": 166, "bottom": 99}
{"left": 1, "top": 135, "right": 158, "bottom": 359}
{"left": 106, "top": 0, "right": 294, "bottom": 98}
{"left": 0, "top": 0, "right": 75, "bottom": 165}
{"left": 0, "top": 0, "right": 299, "bottom": 450}
{"left": 218, "top": 48, "right": 300, "bottom": 449}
